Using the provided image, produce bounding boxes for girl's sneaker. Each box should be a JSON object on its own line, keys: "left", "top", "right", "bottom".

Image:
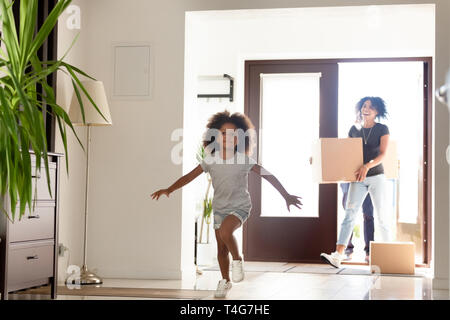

{"left": 232, "top": 259, "right": 244, "bottom": 282}
{"left": 320, "top": 251, "right": 345, "bottom": 268}
{"left": 214, "top": 279, "right": 232, "bottom": 298}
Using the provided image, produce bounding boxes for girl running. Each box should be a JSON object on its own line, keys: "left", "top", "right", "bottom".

{"left": 151, "top": 110, "right": 302, "bottom": 298}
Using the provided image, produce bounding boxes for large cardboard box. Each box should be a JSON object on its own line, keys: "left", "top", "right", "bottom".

{"left": 370, "top": 242, "right": 415, "bottom": 275}
{"left": 312, "top": 138, "right": 363, "bottom": 183}
{"left": 383, "top": 140, "right": 399, "bottom": 180}
{"left": 311, "top": 138, "right": 398, "bottom": 183}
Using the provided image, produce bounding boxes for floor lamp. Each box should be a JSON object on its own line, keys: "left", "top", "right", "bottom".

{"left": 67, "top": 81, "right": 112, "bottom": 285}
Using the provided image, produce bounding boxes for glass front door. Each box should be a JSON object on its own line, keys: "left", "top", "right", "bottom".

{"left": 260, "top": 73, "right": 321, "bottom": 218}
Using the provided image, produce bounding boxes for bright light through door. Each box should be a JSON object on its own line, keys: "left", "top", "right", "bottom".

{"left": 260, "top": 73, "right": 321, "bottom": 217}
{"left": 338, "top": 61, "right": 424, "bottom": 262}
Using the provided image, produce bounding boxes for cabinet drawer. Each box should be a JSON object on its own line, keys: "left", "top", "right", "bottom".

{"left": 9, "top": 203, "right": 55, "bottom": 242}
{"left": 33, "top": 166, "right": 56, "bottom": 201}
{"left": 16, "top": 165, "right": 57, "bottom": 202}
{"left": 7, "top": 240, "right": 54, "bottom": 290}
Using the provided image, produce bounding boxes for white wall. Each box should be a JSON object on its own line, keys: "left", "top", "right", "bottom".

{"left": 56, "top": 0, "right": 188, "bottom": 280}
{"left": 55, "top": 0, "right": 449, "bottom": 289}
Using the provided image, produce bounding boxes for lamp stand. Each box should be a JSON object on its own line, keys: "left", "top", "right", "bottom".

{"left": 66, "top": 125, "right": 102, "bottom": 285}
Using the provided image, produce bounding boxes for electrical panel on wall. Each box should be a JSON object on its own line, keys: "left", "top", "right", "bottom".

{"left": 112, "top": 43, "right": 153, "bottom": 100}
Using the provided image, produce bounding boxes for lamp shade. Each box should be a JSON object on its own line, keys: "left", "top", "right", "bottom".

{"left": 68, "top": 81, "right": 112, "bottom": 126}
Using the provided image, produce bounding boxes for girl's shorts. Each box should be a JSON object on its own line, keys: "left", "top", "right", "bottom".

{"left": 213, "top": 209, "right": 249, "bottom": 230}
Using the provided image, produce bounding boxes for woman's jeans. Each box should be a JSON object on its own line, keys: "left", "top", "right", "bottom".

{"left": 337, "top": 174, "right": 392, "bottom": 247}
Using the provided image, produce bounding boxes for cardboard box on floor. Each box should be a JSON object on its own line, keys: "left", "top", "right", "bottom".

{"left": 311, "top": 138, "right": 398, "bottom": 183}
{"left": 370, "top": 242, "right": 415, "bottom": 275}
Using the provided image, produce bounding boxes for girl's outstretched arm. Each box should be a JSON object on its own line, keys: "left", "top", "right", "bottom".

{"left": 251, "top": 164, "right": 303, "bottom": 212}
{"left": 151, "top": 164, "right": 204, "bottom": 200}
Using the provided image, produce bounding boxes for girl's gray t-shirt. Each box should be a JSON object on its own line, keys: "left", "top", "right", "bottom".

{"left": 200, "top": 151, "right": 257, "bottom": 215}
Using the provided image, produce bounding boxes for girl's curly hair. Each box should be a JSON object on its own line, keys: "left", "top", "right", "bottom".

{"left": 202, "top": 110, "right": 256, "bottom": 156}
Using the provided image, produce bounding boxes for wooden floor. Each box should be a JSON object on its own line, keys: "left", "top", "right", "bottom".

{"left": 13, "top": 285, "right": 212, "bottom": 300}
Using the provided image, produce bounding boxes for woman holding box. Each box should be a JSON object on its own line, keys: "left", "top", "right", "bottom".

{"left": 321, "top": 96, "right": 391, "bottom": 268}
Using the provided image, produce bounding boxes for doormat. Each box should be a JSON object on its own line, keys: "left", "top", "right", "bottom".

{"left": 201, "top": 262, "right": 429, "bottom": 277}
{"left": 202, "top": 262, "right": 294, "bottom": 273}
{"left": 14, "top": 285, "right": 214, "bottom": 300}
{"left": 337, "top": 267, "right": 428, "bottom": 278}
{"left": 285, "top": 265, "right": 341, "bottom": 274}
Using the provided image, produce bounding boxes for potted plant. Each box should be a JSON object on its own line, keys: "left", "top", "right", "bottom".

{"left": 0, "top": 0, "right": 106, "bottom": 221}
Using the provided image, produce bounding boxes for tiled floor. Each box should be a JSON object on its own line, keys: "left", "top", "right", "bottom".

{"left": 6, "top": 262, "right": 450, "bottom": 300}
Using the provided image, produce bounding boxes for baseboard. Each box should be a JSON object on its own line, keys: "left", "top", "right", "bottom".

{"left": 432, "top": 277, "right": 449, "bottom": 290}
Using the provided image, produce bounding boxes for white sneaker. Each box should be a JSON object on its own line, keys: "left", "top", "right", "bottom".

{"left": 232, "top": 259, "right": 244, "bottom": 282}
{"left": 320, "top": 251, "right": 345, "bottom": 268}
{"left": 214, "top": 279, "right": 232, "bottom": 298}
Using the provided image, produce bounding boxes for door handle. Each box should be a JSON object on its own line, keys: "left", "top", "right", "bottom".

{"left": 447, "top": 145, "right": 450, "bottom": 165}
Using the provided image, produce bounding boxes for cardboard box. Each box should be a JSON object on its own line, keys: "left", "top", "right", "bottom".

{"left": 383, "top": 140, "right": 399, "bottom": 180}
{"left": 370, "top": 242, "right": 415, "bottom": 275}
{"left": 312, "top": 138, "right": 364, "bottom": 183}
{"left": 311, "top": 138, "right": 398, "bottom": 183}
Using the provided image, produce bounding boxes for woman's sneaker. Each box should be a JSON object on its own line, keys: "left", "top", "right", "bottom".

{"left": 214, "top": 279, "right": 232, "bottom": 298}
{"left": 320, "top": 251, "right": 345, "bottom": 268}
{"left": 232, "top": 259, "right": 244, "bottom": 282}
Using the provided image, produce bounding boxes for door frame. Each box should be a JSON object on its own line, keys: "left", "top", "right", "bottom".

{"left": 243, "top": 61, "right": 339, "bottom": 263}
{"left": 243, "top": 57, "right": 433, "bottom": 266}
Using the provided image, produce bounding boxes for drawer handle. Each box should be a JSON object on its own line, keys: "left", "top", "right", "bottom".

{"left": 26, "top": 255, "right": 39, "bottom": 260}
{"left": 32, "top": 173, "right": 41, "bottom": 179}
{"left": 28, "top": 215, "right": 41, "bottom": 219}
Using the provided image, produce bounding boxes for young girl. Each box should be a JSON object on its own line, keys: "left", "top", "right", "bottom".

{"left": 151, "top": 110, "right": 302, "bottom": 298}
{"left": 321, "top": 97, "right": 391, "bottom": 268}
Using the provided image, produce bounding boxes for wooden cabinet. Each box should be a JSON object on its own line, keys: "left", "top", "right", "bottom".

{"left": 7, "top": 240, "right": 55, "bottom": 292}
{"left": 0, "top": 152, "right": 62, "bottom": 300}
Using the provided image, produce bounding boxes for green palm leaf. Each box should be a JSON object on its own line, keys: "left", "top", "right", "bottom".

{"left": 0, "top": 0, "right": 104, "bottom": 221}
